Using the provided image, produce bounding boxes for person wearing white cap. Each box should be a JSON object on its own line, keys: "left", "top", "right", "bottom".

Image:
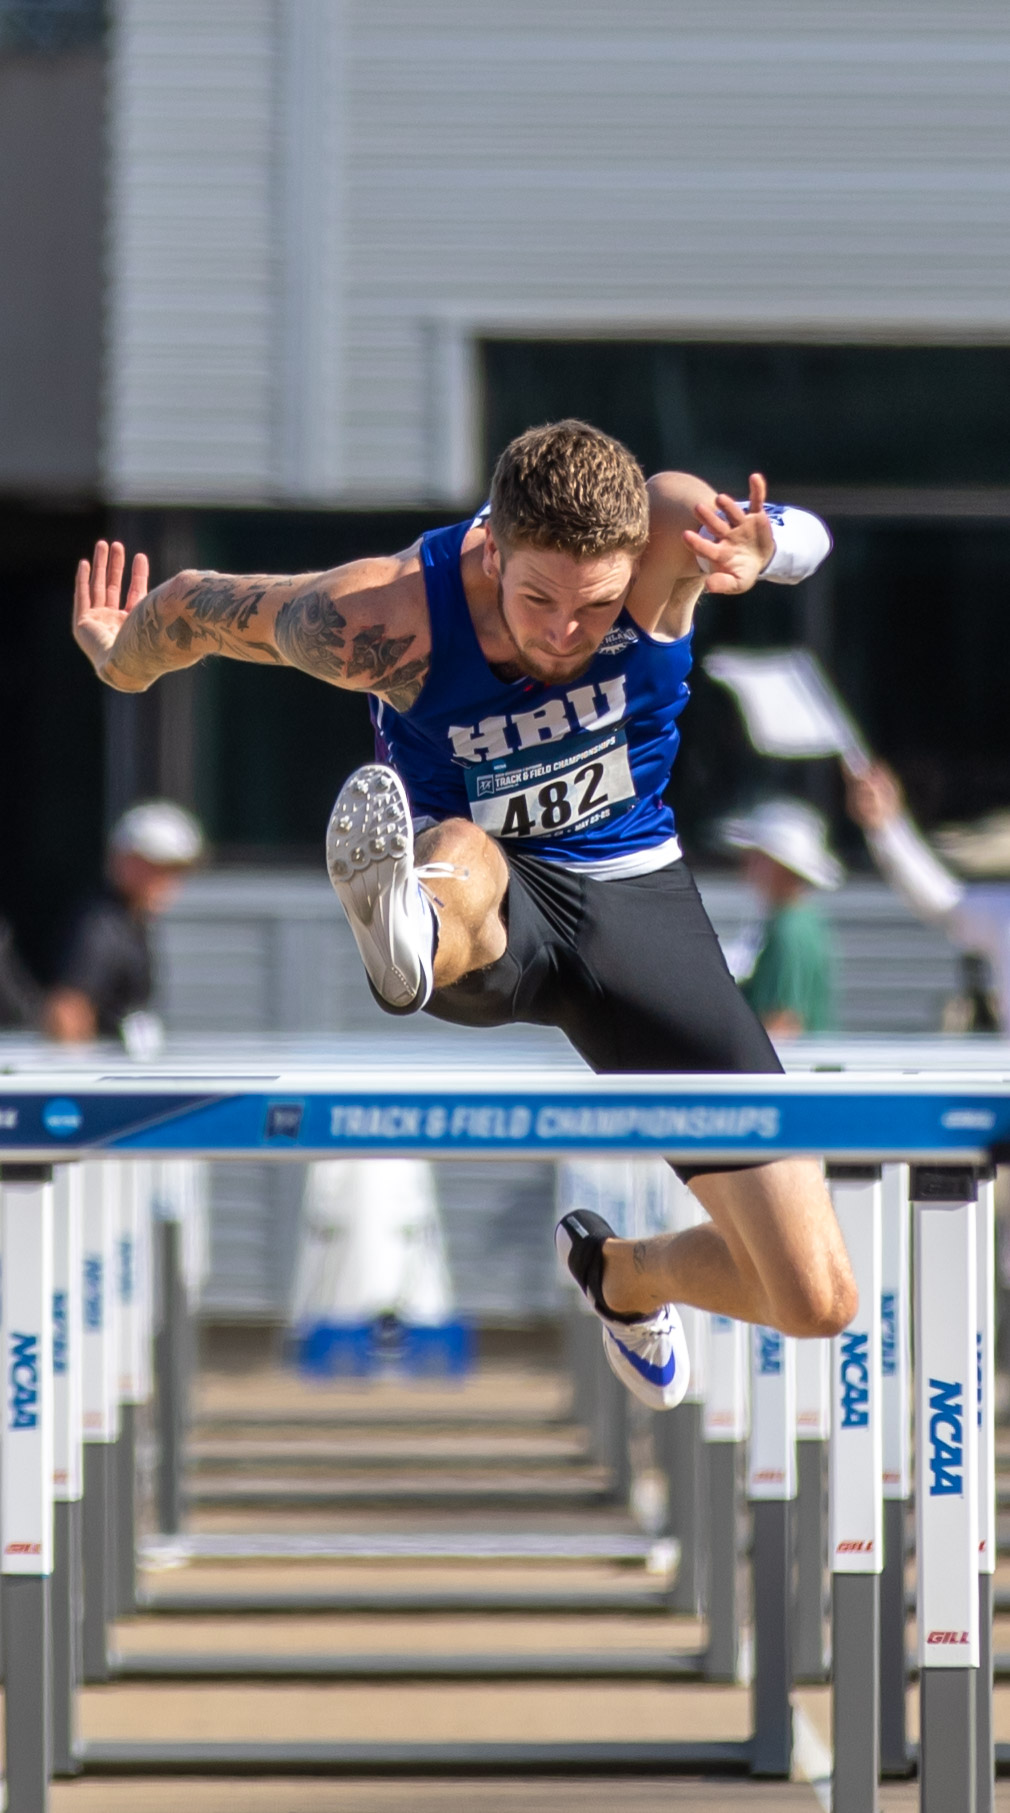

{"left": 721, "top": 798, "right": 842, "bottom": 1037}
{"left": 44, "top": 800, "right": 203, "bottom": 1049}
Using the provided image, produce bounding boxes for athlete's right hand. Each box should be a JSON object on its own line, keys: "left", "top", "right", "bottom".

{"left": 74, "top": 540, "right": 150, "bottom": 682}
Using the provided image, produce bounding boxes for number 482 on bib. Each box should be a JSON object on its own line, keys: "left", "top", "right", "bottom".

{"left": 464, "top": 728, "right": 637, "bottom": 841}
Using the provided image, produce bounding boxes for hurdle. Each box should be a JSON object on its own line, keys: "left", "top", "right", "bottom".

{"left": 1, "top": 1058, "right": 1008, "bottom": 1810}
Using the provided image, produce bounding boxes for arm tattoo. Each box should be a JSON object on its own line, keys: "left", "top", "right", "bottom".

{"left": 169, "top": 575, "right": 282, "bottom": 662}
{"left": 275, "top": 587, "right": 429, "bottom": 707}
{"left": 106, "top": 570, "right": 429, "bottom": 706}
{"left": 104, "top": 595, "right": 169, "bottom": 687}
{"left": 104, "top": 572, "right": 283, "bottom": 688}
{"left": 274, "top": 590, "right": 348, "bottom": 680}
{"left": 379, "top": 659, "right": 429, "bottom": 712}
{"left": 632, "top": 1241, "right": 648, "bottom": 1275}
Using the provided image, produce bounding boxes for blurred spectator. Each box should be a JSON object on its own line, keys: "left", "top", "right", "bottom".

{"left": 44, "top": 801, "right": 203, "bottom": 1052}
{"left": 846, "top": 763, "right": 1010, "bottom": 1034}
{"left": 0, "top": 918, "right": 40, "bottom": 1029}
{"left": 720, "top": 798, "right": 842, "bottom": 1037}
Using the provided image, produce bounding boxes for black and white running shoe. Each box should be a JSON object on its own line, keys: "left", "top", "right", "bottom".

{"left": 326, "top": 764, "right": 454, "bottom": 1014}
{"left": 555, "top": 1208, "right": 690, "bottom": 1411}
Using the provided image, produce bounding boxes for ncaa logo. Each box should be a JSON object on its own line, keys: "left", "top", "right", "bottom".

{"left": 839, "top": 1330, "right": 869, "bottom": 1429}
{"left": 928, "top": 1378, "right": 963, "bottom": 1496}
{"left": 757, "top": 1329, "right": 782, "bottom": 1376}
{"left": 83, "top": 1256, "right": 103, "bottom": 1332}
{"left": 52, "top": 1290, "right": 69, "bottom": 1375}
{"left": 43, "top": 1098, "right": 82, "bottom": 1138}
{"left": 881, "top": 1291, "right": 896, "bottom": 1377}
{"left": 9, "top": 1332, "right": 39, "bottom": 1430}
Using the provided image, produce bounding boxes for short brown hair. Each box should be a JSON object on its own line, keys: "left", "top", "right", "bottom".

{"left": 488, "top": 420, "right": 650, "bottom": 561}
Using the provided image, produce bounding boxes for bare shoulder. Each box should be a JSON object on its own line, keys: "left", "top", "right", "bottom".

{"left": 626, "top": 470, "right": 716, "bottom": 637}
{"left": 273, "top": 543, "right": 432, "bottom": 710}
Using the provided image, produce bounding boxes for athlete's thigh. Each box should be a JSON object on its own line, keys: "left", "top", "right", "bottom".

{"left": 561, "top": 860, "right": 781, "bottom": 1074}
{"left": 689, "top": 1158, "right": 856, "bottom": 1337}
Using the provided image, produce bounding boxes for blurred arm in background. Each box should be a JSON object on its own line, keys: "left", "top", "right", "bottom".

{"left": 845, "top": 761, "right": 1010, "bottom": 1030}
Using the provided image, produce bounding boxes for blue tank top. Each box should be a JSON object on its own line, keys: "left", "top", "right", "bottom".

{"left": 369, "top": 516, "right": 694, "bottom": 868}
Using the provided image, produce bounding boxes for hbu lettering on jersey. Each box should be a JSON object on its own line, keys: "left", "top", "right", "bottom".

{"left": 928, "top": 1377, "right": 963, "bottom": 1496}
{"left": 839, "top": 1330, "right": 869, "bottom": 1429}
{"left": 9, "top": 1331, "right": 39, "bottom": 1430}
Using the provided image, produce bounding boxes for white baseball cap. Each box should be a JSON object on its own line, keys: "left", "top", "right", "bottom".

{"left": 720, "top": 798, "right": 844, "bottom": 891}
{"left": 109, "top": 801, "right": 204, "bottom": 868}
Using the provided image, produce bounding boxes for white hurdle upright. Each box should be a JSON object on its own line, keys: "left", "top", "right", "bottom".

{"left": 828, "top": 1164, "right": 884, "bottom": 1813}
{"left": 914, "top": 1165, "right": 981, "bottom": 1812}
{"left": 1, "top": 1163, "right": 55, "bottom": 1811}
{"left": 880, "top": 1161, "right": 913, "bottom": 1776}
{"left": 51, "top": 1165, "right": 84, "bottom": 1777}
{"left": 115, "top": 1160, "right": 148, "bottom": 1615}
{"left": 80, "top": 1162, "right": 120, "bottom": 1682}
{"left": 977, "top": 1169, "right": 997, "bottom": 1813}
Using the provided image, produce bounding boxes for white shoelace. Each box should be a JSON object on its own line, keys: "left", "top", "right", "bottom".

{"left": 414, "top": 862, "right": 469, "bottom": 915}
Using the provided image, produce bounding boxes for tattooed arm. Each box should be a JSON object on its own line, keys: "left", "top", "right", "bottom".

{"left": 74, "top": 539, "right": 431, "bottom": 711}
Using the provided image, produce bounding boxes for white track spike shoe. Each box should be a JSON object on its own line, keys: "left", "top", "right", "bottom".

{"left": 555, "top": 1208, "right": 690, "bottom": 1411}
{"left": 326, "top": 764, "right": 448, "bottom": 1014}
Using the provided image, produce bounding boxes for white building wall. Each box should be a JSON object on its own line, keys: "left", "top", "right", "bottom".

{"left": 104, "top": 0, "right": 1010, "bottom": 507}
{"left": 104, "top": 0, "right": 278, "bottom": 500}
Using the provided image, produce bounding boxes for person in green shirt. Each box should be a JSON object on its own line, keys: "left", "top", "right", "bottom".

{"left": 721, "top": 798, "right": 842, "bottom": 1037}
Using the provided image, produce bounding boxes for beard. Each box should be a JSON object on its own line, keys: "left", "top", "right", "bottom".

{"left": 494, "top": 583, "right": 597, "bottom": 685}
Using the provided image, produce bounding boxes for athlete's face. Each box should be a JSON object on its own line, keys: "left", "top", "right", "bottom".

{"left": 483, "top": 533, "right": 637, "bottom": 685}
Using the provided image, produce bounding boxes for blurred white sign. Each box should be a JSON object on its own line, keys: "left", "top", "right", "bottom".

{"left": 704, "top": 647, "right": 869, "bottom": 772}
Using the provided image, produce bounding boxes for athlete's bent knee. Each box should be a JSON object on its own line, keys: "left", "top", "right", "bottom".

{"left": 773, "top": 1265, "right": 858, "bottom": 1340}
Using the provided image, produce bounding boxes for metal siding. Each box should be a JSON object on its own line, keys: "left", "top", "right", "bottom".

{"left": 338, "top": 1, "right": 1010, "bottom": 495}
{"left": 106, "top": 0, "right": 1010, "bottom": 504}
{"left": 104, "top": 0, "right": 278, "bottom": 501}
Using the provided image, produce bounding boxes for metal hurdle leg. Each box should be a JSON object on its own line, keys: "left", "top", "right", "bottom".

{"left": 595, "top": 1333, "right": 630, "bottom": 1503}
{"left": 655, "top": 1397, "right": 706, "bottom": 1613}
{"left": 794, "top": 1439, "right": 827, "bottom": 1678}
{"left": 703, "top": 1313, "right": 748, "bottom": 1682}
{"left": 51, "top": 1501, "right": 82, "bottom": 1776}
{"left": 880, "top": 1496, "right": 910, "bottom": 1772}
{"left": 703, "top": 1442, "right": 745, "bottom": 1679}
{"left": 794, "top": 1336, "right": 830, "bottom": 1681}
{"left": 82, "top": 1443, "right": 113, "bottom": 1680}
{"left": 156, "top": 1213, "right": 187, "bottom": 1534}
{"left": 748, "top": 1326, "right": 796, "bottom": 1777}
{"left": 1, "top": 1162, "right": 57, "bottom": 1813}
{"left": 115, "top": 1403, "right": 137, "bottom": 1613}
{"left": 828, "top": 1166, "right": 883, "bottom": 1813}
{"left": 913, "top": 1166, "right": 979, "bottom": 1813}
{"left": 880, "top": 1162, "right": 913, "bottom": 1775}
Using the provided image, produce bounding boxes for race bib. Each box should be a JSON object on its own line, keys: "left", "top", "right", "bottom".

{"left": 464, "top": 727, "right": 637, "bottom": 841}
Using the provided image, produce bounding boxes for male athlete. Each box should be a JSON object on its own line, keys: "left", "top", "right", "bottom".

{"left": 74, "top": 421, "right": 857, "bottom": 1409}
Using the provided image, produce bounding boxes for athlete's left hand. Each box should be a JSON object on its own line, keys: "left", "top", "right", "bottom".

{"left": 681, "top": 472, "right": 775, "bottom": 594}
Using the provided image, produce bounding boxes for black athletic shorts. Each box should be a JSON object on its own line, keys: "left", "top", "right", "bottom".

{"left": 424, "top": 848, "right": 784, "bottom": 1181}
